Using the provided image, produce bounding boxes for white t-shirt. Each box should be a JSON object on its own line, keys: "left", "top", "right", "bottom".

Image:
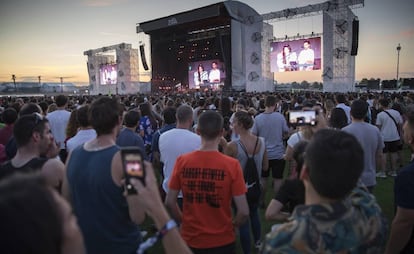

{"left": 287, "top": 131, "right": 304, "bottom": 149}
{"left": 376, "top": 109, "right": 403, "bottom": 142}
{"left": 66, "top": 129, "right": 97, "bottom": 152}
{"left": 46, "top": 109, "right": 71, "bottom": 149}
{"left": 159, "top": 128, "right": 201, "bottom": 196}
{"left": 298, "top": 48, "right": 315, "bottom": 70}
{"left": 209, "top": 69, "right": 221, "bottom": 83}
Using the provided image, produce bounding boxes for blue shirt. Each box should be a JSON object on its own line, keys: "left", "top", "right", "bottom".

{"left": 116, "top": 128, "right": 146, "bottom": 159}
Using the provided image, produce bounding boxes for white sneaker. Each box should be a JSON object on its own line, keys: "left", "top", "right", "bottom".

{"left": 376, "top": 172, "right": 387, "bottom": 178}
{"left": 388, "top": 171, "right": 397, "bottom": 177}
{"left": 255, "top": 240, "right": 262, "bottom": 250}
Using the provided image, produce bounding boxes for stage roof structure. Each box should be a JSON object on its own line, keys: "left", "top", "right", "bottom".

{"left": 137, "top": 1, "right": 260, "bottom": 34}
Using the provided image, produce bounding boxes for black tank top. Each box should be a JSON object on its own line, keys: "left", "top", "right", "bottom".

{"left": 0, "top": 157, "right": 49, "bottom": 180}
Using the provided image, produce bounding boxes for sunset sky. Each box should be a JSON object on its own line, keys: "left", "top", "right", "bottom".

{"left": 0, "top": 0, "right": 413, "bottom": 85}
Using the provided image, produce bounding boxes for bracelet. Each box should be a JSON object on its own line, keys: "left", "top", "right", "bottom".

{"left": 157, "top": 219, "right": 177, "bottom": 240}
{"left": 137, "top": 219, "right": 178, "bottom": 254}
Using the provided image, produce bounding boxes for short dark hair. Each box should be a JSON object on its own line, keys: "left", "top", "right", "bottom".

{"left": 55, "top": 95, "right": 68, "bottom": 107}
{"left": 123, "top": 110, "right": 140, "bottom": 128}
{"left": 379, "top": 98, "right": 389, "bottom": 108}
{"left": 335, "top": 94, "right": 346, "bottom": 104}
{"left": 1, "top": 108, "right": 17, "bottom": 125}
{"left": 0, "top": 173, "right": 62, "bottom": 254}
{"left": 163, "top": 107, "right": 177, "bottom": 125}
{"left": 329, "top": 108, "right": 348, "bottom": 129}
{"left": 19, "top": 103, "right": 41, "bottom": 116}
{"left": 197, "top": 110, "right": 223, "bottom": 140}
{"left": 13, "top": 114, "right": 49, "bottom": 148}
{"left": 38, "top": 101, "right": 49, "bottom": 114}
{"left": 76, "top": 105, "right": 90, "bottom": 128}
{"left": 265, "top": 95, "right": 277, "bottom": 107}
{"left": 236, "top": 98, "right": 247, "bottom": 109}
{"left": 350, "top": 99, "right": 368, "bottom": 120}
{"left": 304, "top": 129, "right": 363, "bottom": 199}
{"left": 89, "top": 97, "right": 123, "bottom": 136}
{"left": 234, "top": 111, "right": 253, "bottom": 130}
{"left": 176, "top": 105, "right": 193, "bottom": 123}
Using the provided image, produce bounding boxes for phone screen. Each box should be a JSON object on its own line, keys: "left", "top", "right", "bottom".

{"left": 125, "top": 154, "right": 144, "bottom": 177}
{"left": 121, "top": 148, "right": 146, "bottom": 194}
{"left": 289, "top": 110, "right": 317, "bottom": 126}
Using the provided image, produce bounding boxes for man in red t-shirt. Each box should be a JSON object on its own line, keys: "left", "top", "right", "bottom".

{"left": 166, "top": 110, "right": 248, "bottom": 254}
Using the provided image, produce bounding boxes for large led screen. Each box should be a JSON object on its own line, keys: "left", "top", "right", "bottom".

{"left": 99, "top": 64, "right": 118, "bottom": 85}
{"left": 188, "top": 60, "right": 226, "bottom": 90}
{"left": 270, "top": 37, "right": 321, "bottom": 73}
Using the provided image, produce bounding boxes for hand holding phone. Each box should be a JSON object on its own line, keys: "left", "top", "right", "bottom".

{"left": 121, "top": 147, "right": 146, "bottom": 195}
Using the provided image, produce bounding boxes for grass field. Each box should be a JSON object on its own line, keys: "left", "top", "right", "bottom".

{"left": 142, "top": 147, "right": 409, "bottom": 253}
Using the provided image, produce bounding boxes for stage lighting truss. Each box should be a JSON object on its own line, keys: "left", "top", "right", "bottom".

{"left": 334, "top": 47, "right": 348, "bottom": 59}
{"left": 250, "top": 52, "right": 260, "bottom": 65}
{"left": 251, "top": 32, "right": 263, "bottom": 42}
{"left": 322, "top": 67, "right": 333, "bottom": 79}
{"left": 248, "top": 71, "right": 260, "bottom": 82}
{"left": 335, "top": 19, "right": 348, "bottom": 34}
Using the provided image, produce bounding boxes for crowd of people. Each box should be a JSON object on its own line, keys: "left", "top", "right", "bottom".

{"left": 0, "top": 89, "right": 414, "bottom": 253}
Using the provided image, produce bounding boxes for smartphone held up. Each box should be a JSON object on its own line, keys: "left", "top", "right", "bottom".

{"left": 288, "top": 110, "right": 317, "bottom": 127}
{"left": 121, "top": 147, "right": 146, "bottom": 195}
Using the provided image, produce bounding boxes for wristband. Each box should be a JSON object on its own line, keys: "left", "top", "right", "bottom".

{"left": 158, "top": 219, "right": 177, "bottom": 240}
{"left": 137, "top": 219, "right": 178, "bottom": 254}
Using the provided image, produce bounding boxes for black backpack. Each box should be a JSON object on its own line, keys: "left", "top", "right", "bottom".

{"left": 239, "top": 137, "right": 261, "bottom": 205}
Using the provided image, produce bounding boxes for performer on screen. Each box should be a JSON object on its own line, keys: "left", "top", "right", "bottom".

{"left": 298, "top": 40, "right": 315, "bottom": 71}
{"left": 277, "top": 45, "right": 297, "bottom": 72}
{"left": 208, "top": 61, "right": 221, "bottom": 83}
{"left": 193, "top": 64, "right": 208, "bottom": 89}
{"left": 110, "top": 66, "right": 117, "bottom": 84}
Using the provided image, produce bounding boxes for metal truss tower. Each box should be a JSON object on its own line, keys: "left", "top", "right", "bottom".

{"left": 262, "top": 0, "right": 364, "bottom": 92}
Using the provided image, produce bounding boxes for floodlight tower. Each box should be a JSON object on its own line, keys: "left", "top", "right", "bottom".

{"left": 12, "top": 74, "right": 16, "bottom": 92}
{"left": 396, "top": 43, "right": 401, "bottom": 86}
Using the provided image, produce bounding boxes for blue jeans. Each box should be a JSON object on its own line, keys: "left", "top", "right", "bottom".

{"left": 239, "top": 204, "right": 261, "bottom": 254}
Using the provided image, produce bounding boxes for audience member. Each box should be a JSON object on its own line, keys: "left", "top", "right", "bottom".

{"left": 63, "top": 96, "right": 145, "bottom": 254}
{"left": 0, "top": 113, "right": 64, "bottom": 191}
{"left": 5, "top": 102, "right": 43, "bottom": 159}
{"left": 138, "top": 102, "right": 159, "bottom": 157}
{"left": 160, "top": 105, "right": 200, "bottom": 206}
{"left": 46, "top": 95, "right": 71, "bottom": 162}
{"left": 335, "top": 93, "right": 351, "bottom": 123}
{"left": 252, "top": 95, "right": 289, "bottom": 206}
{"left": 151, "top": 106, "right": 177, "bottom": 172}
{"left": 0, "top": 173, "right": 85, "bottom": 254}
{"left": 66, "top": 105, "right": 96, "bottom": 152}
{"left": 166, "top": 110, "right": 248, "bottom": 254}
{"left": 343, "top": 99, "right": 384, "bottom": 192}
{"left": 223, "top": 111, "right": 268, "bottom": 253}
{"left": 386, "top": 104, "right": 414, "bottom": 254}
{"left": 116, "top": 109, "right": 146, "bottom": 155}
{"left": 329, "top": 107, "right": 348, "bottom": 129}
{"left": 265, "top": 141, "right": 307, "bottom": 221}
{"left": 0, "top": 108, "right": 18, "bottom": 145}
{"left": 262, "top": 129, "right": 388, "bottom": 252}
{"left": 376, "top": 98, "right": 403, "bottom": 178}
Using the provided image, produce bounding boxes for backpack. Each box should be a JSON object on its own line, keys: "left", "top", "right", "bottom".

{"left": 239, "top": 137, "right": 261, "bottom": 205}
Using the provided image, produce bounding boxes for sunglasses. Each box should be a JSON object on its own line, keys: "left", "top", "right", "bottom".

{"left": 31, "top": 112, "right": 45, "bottom": 132}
